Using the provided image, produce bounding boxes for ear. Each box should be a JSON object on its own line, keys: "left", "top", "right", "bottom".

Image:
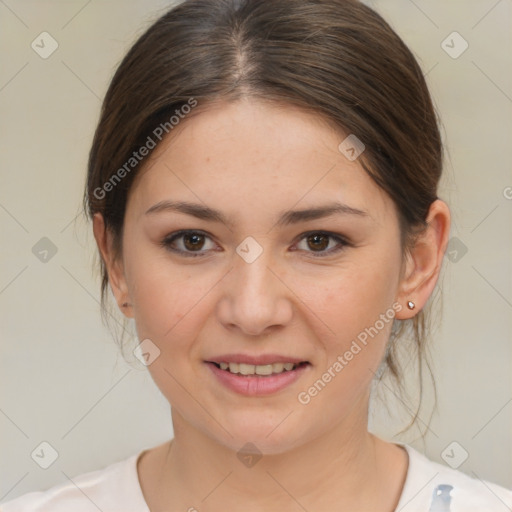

{"left": 92, "top": 213, "right": 133, "bottom": 318}
{"left": 394, "top": 199, "right": 451, "bottom": 320}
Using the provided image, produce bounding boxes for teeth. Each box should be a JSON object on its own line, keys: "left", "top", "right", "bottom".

{"left": 272, "top": 363, "right": 284, "bottom": 373}
{"left": 217, "top": 362, "right": 301, "bottom": 375}
{"left": 237, "top": 363, "right": 252, "bottom": 375}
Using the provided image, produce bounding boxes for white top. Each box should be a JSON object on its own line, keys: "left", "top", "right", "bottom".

{"left": 1, "top": 443, "right": 511, "bottom": 511}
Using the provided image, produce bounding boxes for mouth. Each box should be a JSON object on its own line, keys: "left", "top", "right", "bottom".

{"left": 207, "top": 360, "right": 310, "bottom": 376}
{"left": 204, "top": 357, "right": 312, "bottom": 396}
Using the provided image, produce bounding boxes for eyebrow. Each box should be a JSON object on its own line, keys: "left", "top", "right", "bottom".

{"left": 144, "top": 200, "right": 368, "bottom": 227}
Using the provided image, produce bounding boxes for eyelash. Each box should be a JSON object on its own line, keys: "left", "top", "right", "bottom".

{"left": 160, "top": 230, "right": 351, "bottom": 258}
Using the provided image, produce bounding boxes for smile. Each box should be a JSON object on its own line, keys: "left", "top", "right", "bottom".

{"left": 205, "top": 360, "right": 311, "bottom": 396}
{"left": 213, "top": 361, "right": 308, "bottom": 376}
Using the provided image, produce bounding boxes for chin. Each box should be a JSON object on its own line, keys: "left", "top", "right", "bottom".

{"left": 214, "top": 418, "right": 309, "bottom": 456}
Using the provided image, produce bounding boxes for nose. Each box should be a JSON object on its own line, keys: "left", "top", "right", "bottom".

{"left": 216, "top": 245, "right": 293, "bottom": 337}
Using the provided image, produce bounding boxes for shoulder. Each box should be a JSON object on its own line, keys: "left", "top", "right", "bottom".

{"left": 396, "top": 443, "right": 512, "bottom": 511}
{"left": 0, "top": 451, "right": 149, "bottom": 512}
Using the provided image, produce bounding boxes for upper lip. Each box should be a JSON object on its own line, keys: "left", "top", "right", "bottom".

{"left": 205, "top": 354, "right": 309, "bottom": 365}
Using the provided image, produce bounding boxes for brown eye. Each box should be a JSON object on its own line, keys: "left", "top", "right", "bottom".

{"left": 183, "top": 233, "right": 205, "bottom": 251}
{"left": 295, "top": 231, "right": 349, "bottom": 257}
{"left": 162, "top": 230, "right": 215, "bottom": 257}
{"left": 306, "top": 233, "right": 330, "bottom": 251}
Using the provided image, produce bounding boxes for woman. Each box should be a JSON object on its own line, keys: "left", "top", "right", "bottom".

{"left": 2, "top": 0, "right": 511, "bottom": 510}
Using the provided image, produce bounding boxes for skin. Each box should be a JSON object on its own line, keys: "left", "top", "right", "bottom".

{"left": 94, "top": 98, "right": 450, "bottom": 511}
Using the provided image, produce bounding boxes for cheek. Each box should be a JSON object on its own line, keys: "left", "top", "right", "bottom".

{"left": 304, "top": 258, "right": 399, "bottom": 334}
{"left": 295, "top": 250, "right": 401, "bottom": 373}
{"left": 293, "top": 270, "right": 398, "bottom": 416}
{"left": 123, "top": 244, "right": 205, "bottom": 343}
{"left": 125, "top": 254, "right": 212, "bottom": 393}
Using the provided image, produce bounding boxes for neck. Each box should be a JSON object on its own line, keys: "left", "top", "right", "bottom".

{"left": 145, "top": 394, "right": 406, "bottom": 511}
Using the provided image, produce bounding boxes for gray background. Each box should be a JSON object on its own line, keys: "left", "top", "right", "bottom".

{"left": 1, "top": 0, "right": 511, "bottom": 501}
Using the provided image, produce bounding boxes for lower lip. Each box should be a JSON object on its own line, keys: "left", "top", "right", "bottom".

{"left": 205, "top": 362, "right": 310, "bottom": 396}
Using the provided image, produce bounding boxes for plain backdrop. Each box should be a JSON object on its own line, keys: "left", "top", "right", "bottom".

{"left": 1, "top": 0, "right": 511, "bottom": 501}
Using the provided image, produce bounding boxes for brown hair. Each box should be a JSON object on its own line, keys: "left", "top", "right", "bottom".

{"left": 85, "top": 0, "right": 442, "bottom": 434}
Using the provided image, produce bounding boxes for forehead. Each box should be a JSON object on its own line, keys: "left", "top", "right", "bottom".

{"left": 127, "top": 99, "right": 395, "bottom": 224}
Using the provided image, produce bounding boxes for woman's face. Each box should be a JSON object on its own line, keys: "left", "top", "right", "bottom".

{"left": 118, "top": 99, "right": 406, "bottom": 454}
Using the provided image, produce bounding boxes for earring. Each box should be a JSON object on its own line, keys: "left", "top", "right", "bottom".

{"left": 122, "top": 302, "right": 132, "bottom": 308}
{"left": 407, "top": 301, "right": 415, "bottom": 310}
